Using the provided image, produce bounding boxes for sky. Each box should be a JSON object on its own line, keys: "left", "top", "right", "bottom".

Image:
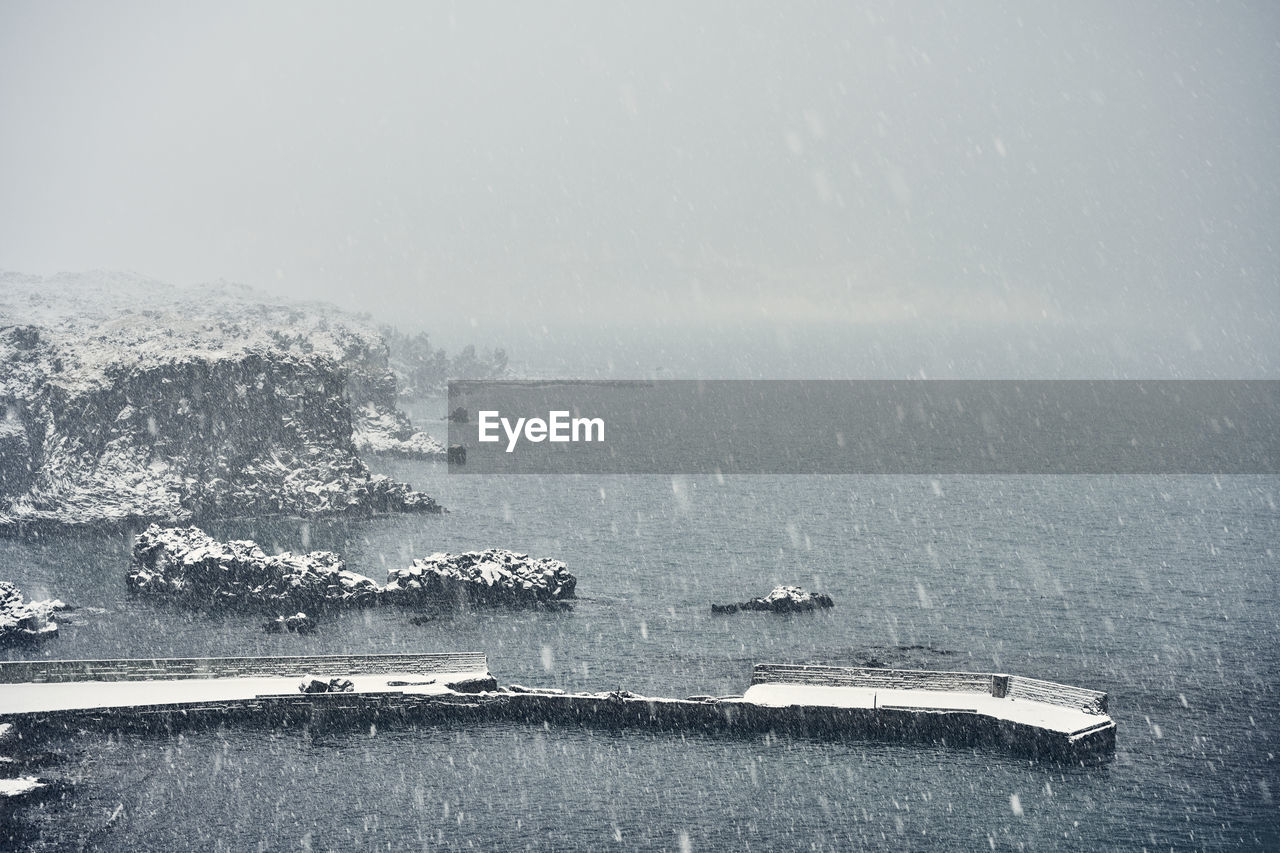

{"left": 1, "top": 1, "right": 1277, "bottom": 374}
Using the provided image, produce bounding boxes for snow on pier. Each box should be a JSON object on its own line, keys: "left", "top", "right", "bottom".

{"left": 0, "top": 653, "right": 490, "bottom": 717}
{"left": 736, "top": 663, "right": 1113, "bottom": 742}
{"left": 0, "top": 655, "right": 1115, "bottom": 761}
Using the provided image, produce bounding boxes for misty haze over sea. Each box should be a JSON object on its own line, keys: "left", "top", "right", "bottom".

{"left": 2, "top": 2, "right": 1277, "bottom": 379}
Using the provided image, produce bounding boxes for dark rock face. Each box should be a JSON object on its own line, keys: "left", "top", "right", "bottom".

{"left": 129, "top": 524, "right": 382, "bottom": 610}
{"left": 0, "top": 581, "right": 64, "bottom": 644}
{"left": 0, "top": 272, "right": 441, "bottom": 533}
{"left": 712, "top": 585, "right": 834, "bottom": 614}
{"left": 384, "top": 549, "right": 577, "bottom": 608}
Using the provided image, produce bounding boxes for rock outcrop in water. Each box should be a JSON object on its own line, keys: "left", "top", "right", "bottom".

{"left": 0, "top": 581, "right": 65, "bottom": 644}
{"left": 384, "top": 549, "right": 577, "bottom": 607}
{"left": 0, "top": 271, "right": 442, "bottom": 533}
{"left": 264, "top": 612, "right": 318, "bottom": 634}
{"left": 130, "top": 526, "right": 577, "bottom": 612}
{"left": 711, "top": 585, "right": 834, "bottom": 614}
{"left": 129, "top": 524, "right": 383, "bottom": 610}
{"left": 351, "top": 403, "right": 446, "bottom": 458}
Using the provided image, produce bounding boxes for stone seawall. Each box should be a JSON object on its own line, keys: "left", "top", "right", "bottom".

{"left": 0, "top": 656, "right": 1116, "bottom": 763}
{"left": 0, "top": 652, "right": 488, "bottom": 684}
{"left": 11, "top": 687, "right": 1116, "bottom": 763}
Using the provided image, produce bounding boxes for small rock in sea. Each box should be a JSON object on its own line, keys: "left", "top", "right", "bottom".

{"left": 384, "top": 549, "right": 576, "bottom": 608}
{"left": 264, "top": 612, "right": 317, "bottom": 634}
{"left": 711, "top": 585, "right": 834, "bottom": 614}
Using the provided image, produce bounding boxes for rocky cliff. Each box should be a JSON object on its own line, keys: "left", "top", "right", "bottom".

{"left": 0, "top": 271, "right": 441, "bottom": 532}
{"left": 0, "top": 582, "right": 65, "bottom": 644}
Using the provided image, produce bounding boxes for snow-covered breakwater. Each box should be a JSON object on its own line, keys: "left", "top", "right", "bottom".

{"left": 0, "top": 656, "right": 1115, "bottom": 763}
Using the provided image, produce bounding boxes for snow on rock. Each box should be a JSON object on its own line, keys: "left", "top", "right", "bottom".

{"left": 130, "top": 526, "right": 576, "bottom": 613}
{"left": 443, "top": 674, "right": 499, "bottom": 693}
{"left": 0, "top": 581, "right": 65, "bottom": 644}
{"left": 351, "top": 404, "right": 446, "bottom": 458}
{"left": 0, "top": 271, "right": 441, "bottom": 533}
{"left": 263, "top": 612, "right": 318, "bottom": 633}
{"left": 0, "top": 776, "right": 46, "bottom": 798}
{"left": 384, "top": 549, "right": 577, "bottom": 608}
{"left": 711, "top": 585, "right": 834, "bottom": 614}
{"left": 300, "top": 677, "right": 354, "bottom": 694}
{"left": 129, "top": 524, "right": 382, "bottom": 610}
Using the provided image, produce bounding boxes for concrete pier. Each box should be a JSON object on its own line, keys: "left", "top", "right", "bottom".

{"left": 0, "top": 655, "right": 1115, "bottom": 762}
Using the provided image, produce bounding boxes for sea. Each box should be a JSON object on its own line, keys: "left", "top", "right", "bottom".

{"left": 1, "top": 461, "right": 1276, "bottom": 850}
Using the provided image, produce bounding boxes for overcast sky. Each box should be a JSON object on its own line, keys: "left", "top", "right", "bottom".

{"left": 1, "top": 1, "right": 1276, "bottom": 371}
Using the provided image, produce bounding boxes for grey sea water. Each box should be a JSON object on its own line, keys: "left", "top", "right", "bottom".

{"left": 1, "top": 468, "right": 1276, "bottom": 850}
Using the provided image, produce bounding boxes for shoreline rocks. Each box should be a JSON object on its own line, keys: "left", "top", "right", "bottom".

{"left": 711, "top": 585, "right": 834, "bottom": 614}
{"left": 130, "top": 525, "right": 578, "bottom": 613}
{"left": 351, "top": 404, "right": 446, "bottom": 459}
{"left": 0, "top": 581, "right": 65, "bottom": 644}
{"left": 129, "top": 525, "right": 382, "bottom": 610}
{"left": 384, "top": 549, "right": 577, "bottom": 608}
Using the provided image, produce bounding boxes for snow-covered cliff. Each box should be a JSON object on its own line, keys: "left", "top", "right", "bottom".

{"left": 0, "top": 271, "right": 441, "bottom": 532}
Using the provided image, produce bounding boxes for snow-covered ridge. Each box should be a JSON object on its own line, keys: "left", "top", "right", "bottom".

{"left": 0, "top": 271, "right": 442, "bottom": 532}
